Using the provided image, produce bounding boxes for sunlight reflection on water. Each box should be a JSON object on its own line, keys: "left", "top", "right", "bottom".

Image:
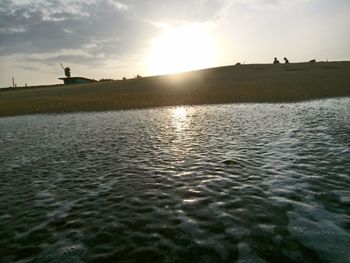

{"left": 174, "top": 106, "right": 188, "bottom": 119}
{"left": 172, "top": 106, "right": 188, "bottom": 129}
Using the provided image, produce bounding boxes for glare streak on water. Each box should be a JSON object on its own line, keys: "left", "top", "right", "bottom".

{"left": 0, "top": 98, "right": 350, "bottom": 262}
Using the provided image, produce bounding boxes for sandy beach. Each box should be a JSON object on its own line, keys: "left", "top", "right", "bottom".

{"left": 1, "top": 61, "right": 349, "bottom": 117}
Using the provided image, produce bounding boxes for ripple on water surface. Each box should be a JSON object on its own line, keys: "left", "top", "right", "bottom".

{"left": 0, "top": 98, "right": 350, "bottom": 262}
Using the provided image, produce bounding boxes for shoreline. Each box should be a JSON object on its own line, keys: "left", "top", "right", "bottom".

{"left": 1, "top": 62, "right": 350, "bottom": 117}
{"left": 1, "top": 96, "right": 349, "bottom": 119}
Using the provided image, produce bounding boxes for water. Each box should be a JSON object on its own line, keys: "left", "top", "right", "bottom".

{"left": 0, "top": 98, "right": 349, "bottom": 262}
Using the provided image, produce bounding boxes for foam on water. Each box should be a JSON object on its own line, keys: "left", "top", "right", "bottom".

{"left": 0, "top": 98, "right": 349, "bottom": 262}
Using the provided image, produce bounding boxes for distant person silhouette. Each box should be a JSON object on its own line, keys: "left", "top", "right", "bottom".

{"left": 273, "top": 57, "right": 280, "bottom": 64}
{"left": 284, "top": 57, "right": 289, "bottom": 64}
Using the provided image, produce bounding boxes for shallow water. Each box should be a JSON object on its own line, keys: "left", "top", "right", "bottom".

{"left": 0, "top": 98, "right": 349, "bottom": 262}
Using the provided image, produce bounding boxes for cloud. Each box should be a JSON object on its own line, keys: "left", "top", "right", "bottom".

{"left": 230, "top": 0, "right": 313, "bottom": 9}
{"left": 1, "top": 0, "right": 314, "bottom": 70}
{"left": 124, "top": 0, "right": 226, "bottom": 22}
{"left": 0, "top": 0, "right": 157, "bottom": 65}
{"left": 0, "top": 0, "right": 229, "bottom": 67}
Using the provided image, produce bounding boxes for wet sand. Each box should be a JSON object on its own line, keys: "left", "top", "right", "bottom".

{"left": 1, "top": 61, "right": 350, "bottom": 117}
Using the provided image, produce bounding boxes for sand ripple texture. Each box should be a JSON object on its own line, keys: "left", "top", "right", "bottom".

{"left": 0, "top": 98, "right": 350, "bottom": 262}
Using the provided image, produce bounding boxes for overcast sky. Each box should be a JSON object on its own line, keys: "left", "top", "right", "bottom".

{"left": 0, "top": 0, "right": 349, "bottom": 87}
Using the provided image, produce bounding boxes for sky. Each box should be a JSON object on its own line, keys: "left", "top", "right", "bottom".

{"left": 0, "top": 0, "right": 349, "bottom": 87}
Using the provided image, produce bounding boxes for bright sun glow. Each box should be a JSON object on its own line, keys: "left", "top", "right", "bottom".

{"left": 146, "top": 25, "right": 216, "bottom": 75}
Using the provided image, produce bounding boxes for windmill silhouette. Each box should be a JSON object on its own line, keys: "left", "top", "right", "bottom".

{"left": 60, "top": 63, "right": 71, "bottom": 78}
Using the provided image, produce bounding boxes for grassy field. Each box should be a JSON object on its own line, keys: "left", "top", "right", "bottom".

{"left": 1, "top": 61, "right": 350, "bottom": 117}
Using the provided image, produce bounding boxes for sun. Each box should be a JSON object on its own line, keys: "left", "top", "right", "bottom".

{"left": 146, "top": 25, "right": 216, "bottom": 75}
